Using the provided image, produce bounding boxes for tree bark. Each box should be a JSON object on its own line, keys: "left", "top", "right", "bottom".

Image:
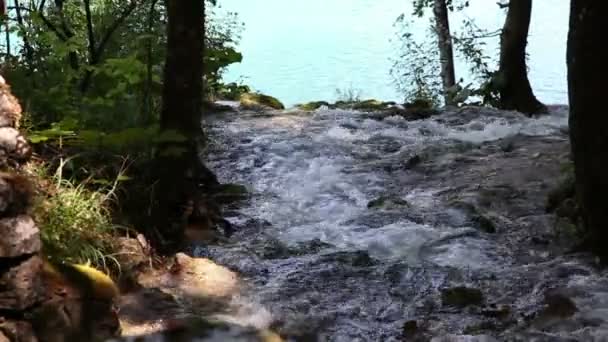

{"left": 142, "top": 0, "right": 159, "bottom": 125}
{"left": 433, "top": 0, "right": 456, "bottom": 105}
{"left": 153, "top": 0, "right": 217, "bottom": 251}
{"left": 497, "top": 0, "right": 546, "bottom": 115}
{"left": 567, "top": 0, "right": 608, "bottom": 260}
{"left": 12, "top": 0, "right": 34, "bottom": 76}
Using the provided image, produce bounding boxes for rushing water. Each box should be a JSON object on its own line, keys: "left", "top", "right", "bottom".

{"left": 202, "top": 105, "right": 608, "bottom": 341}
{"left": 218, "top": 0, "right": 569, "bottom": 107}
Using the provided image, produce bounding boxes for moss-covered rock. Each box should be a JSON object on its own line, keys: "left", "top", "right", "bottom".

{"left": 367, "top": 196, "right": 410, "bottom": 210}
{"left": 546, "top": 173, "right": 576, "bottom": 213}
{"left": 296, "top": 101, "right": 331, "bottom": 111}
{"left": 441, "top": 286, "right": 484, "bottom": 308}
{"left": 239, "top": 92, "right": 285, "bottom": 111}
{"left": 450, "top": 201, "right": 497, "bottom": 233}
{"left": 333, "top": 99, "right": 397, "bottom": 112}
{"left": 210, "top": 183, "right": 248, "bottom": 204}
{"left": 352, "top": 99, "right": 395, "bottom": 111}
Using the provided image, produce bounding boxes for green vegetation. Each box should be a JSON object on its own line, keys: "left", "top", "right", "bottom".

{"left": 1, "top": 0, "right": 244, "bottom": 262}
{"left": 30, "top": 161, "right": 121, "bottom": 269}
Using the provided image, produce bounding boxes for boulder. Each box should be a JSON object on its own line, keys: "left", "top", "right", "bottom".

{"left": 240, "top": 93, "right": 285, "bottom": 111}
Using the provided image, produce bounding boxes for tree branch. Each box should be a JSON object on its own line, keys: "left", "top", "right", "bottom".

{"left": 79, "top": 0, "right": 141, "bottom": 93}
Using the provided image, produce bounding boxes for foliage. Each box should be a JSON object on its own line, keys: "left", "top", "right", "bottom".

{"left": 390, "top": 15, "right": 442, "bottom": 106}
{"left": 1, "top": 0, "right": 243, "bottom": 132}
{"left": 334, "top": 87, "right": 362, "bottom": 103}
{"left": 391, "top": 1, "right": 499, "bottom": 107}
{"left": 0, "top": 0, "right": 244, "bottom": 263}
{"left": 31, "top": 160, "right": 124, "bottom": 270}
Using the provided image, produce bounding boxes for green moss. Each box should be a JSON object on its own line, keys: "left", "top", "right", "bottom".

{"left": 367, "top": 196, "right": 410, "bottom": 210}
{"left": 352, "top": 99, "right": 395, "bottom": 111}
{"left": 297, "top": 101, "right": 331, "bottom": 111}
{"left": 239, "top": 92, "right": 285, "bottom": 110}
{"left": 332, "top": 99, "right": 396, "bottom": 112}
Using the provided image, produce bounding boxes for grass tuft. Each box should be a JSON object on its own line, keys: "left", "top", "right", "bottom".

{"left": 30, "top": 159, "right": 123, "bottom": 271}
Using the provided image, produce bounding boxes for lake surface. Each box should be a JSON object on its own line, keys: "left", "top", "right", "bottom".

{"left": 219, "top": 0, "right": 569, "bottom": 107}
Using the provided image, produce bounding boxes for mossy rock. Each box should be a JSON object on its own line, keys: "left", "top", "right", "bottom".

{"left": 240, "top": 92, "right": 285, "bottom": 111}
{"left": 332, "top": 99, "right": 397, "bottom": 112}
{"left": 367, "top": 196, "right": 410, "bottom": 210}
{"left": 449, "top": 201, "right": 497, "bottom": 233}
{"left": 296, "top": 101, "right": 331, "bottom": 111}
{"left": 352, "top": 99, "right": 394, "bottom": 111}
{"left": 441, "top": 286, "right": 484, "bottom": 308}
{"left": 210, "top": 183, "right": 249, "bottom": 204}
{"left": 546, "top": 173, "right": 576, "bottom": 213}
{"left": 319, "top": 250, "right": 375, "bottom": 267}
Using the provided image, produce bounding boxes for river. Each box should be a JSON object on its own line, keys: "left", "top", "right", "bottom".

{"left": 200, "top": 104, "right": 608, "bottom": 341}
{"left": 218, "top": 0, "right": 569, "bottom": 107}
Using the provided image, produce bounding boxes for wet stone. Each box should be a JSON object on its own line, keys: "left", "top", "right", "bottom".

{"left": 441, "top": 286, "right": 484, "bottom": 308}
{"left": 319, "top": 250, "right": 375, "bottom": 267}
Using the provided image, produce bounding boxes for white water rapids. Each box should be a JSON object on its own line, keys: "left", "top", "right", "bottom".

{"left": 200, "top": 105, "right": 608, "bottom": 341}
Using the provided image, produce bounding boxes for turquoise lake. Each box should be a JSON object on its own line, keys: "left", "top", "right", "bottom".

{"left": 218, "top": 1, "right": 570, "bottom": 107}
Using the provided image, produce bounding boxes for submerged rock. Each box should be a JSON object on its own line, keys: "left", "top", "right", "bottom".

{"left": 431, "top": 334, "right": 498, "bottom": 342}
{"left": 319, "top": 250, "right": 375, "bottom": 267}
{"left": 449, "top": 201, "right": 497, "bottom": 233}
{"left": 441, "top": 286, "right": 484, "bottom": 308}
{"left": 367, "top": 195, "right": 410, "bottom": 210}
{"left": 211, "top": 183, "right": 249, "bottom": 204}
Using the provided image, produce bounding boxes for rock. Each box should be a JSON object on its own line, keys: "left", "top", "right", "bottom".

{"left": 498, "top": 137, "right": 516, "bottom": 153}
{"left": 0, "top": 79, "right": 22, "bottom": 128}
{"left": 402, "top": 320, "right": 418, "bottom": 335}
{"left": 404, "top": 155, "right": 422, "bottom": 169}
{"left": 545, "top": 173, "right": 576, "bottom": 213}
{"left": 203, "top": 100, "right": 237, "bottom": 113}
{"left": 240, "top": 93, "right": 285, "bottom": 111}
{"left": 441, "top": 286, "right": 484, "bottom": 308}
{"left": 0, "top": 320, "right": 38, "bottom": 342}
{"left": 110, "top": 317, "right": 283, "bottom": 342}
{"left": 449, "top": 201, "right": 497, "bottom": 233}
{"left": 555, "top": 198, "right": 579, "bottom": 221}
{"left": 260, "top": 238, "right": 332, "bottom": 260}
{"left": 114, "top": 236, "right": 150, "bottom": 272}
{"left": 480, "top": 305, "right": 512, "bottom": 320}
{"left": 367, "top": 195, "right": 410, "bottom": 210}
{"left": 0, "top": 255, "right": 43, "bottom": 311}
{"left": 0, "top": 173, "right": 34, "bottom": 217}
{"left": 0, "top": 216, "right": 40, "bottom": 257}
{"left": 211, "top": 183, "right": 249, "bottom": 204}
{"left": 138, "top": 253, "right": 239, "bottom": 300}
{"left": 297, "top": 101, "right": 331, "bottom": 111}
{"left": 541, "top": 292, "right": 578, "bottom": 318}
{"left": 431, "top": 334, "right": 498, "bottom": 342}
{"left": 0, "top": 127, "right": 32, "bottom": 166}
{"left": 319, "top": 250, "right": 375, "bottom": 267}
{"left": 352, "top": 99, "right": 394, "bottom": 111}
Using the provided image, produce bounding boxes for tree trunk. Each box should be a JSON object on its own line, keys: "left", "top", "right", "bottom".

{"left": 497, "top": 0, "right": 545, "bottom": 115}
{"left": 567, "top": 0, "right": 608, "bottom": 260}
{"left": 153, "top": 0, "right": 217, "bottom": 251}
{"left": 4, "top": 17, "right": 10, "bottom": 59}
{"left": 142, "top": 0, "right": 159, "bottom": 125}
{"left": 433, "top": 0, "right": 456, "bottom": 105}
{"left": 13, "top": 0, "right": 34, "bottom": 76}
